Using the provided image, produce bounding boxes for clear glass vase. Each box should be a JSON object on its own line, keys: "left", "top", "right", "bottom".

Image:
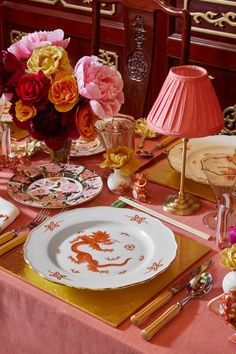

{"left": 50, "top": 140, "right": 71, "bottom": 164}
{"left": 0, "top": 95, "right": 12, "bottom": 167}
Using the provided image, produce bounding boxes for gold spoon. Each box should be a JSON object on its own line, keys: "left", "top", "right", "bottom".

{"left": 137, "top": 136, "right": 177, "bottom": 158}
{"left": 142, "top": 272, "right": 213, "bottom": 341}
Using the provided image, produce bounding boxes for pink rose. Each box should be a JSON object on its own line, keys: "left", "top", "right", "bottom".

{"left": 74, "top": 56, "right": 124, "bottom": 118}
{"left": 8, "top": 29, "right": 70, "bottom": 60}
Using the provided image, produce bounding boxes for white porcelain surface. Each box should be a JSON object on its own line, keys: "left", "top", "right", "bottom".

{"left": 24, "top": 207, "right": 177, "bottom": 290}
{"left": 222, "top": 270, "right": 236, "bottom": 292}
{"left": 107, "top": 169, "right": 131, "bottom": 195}
{"left": 168, "top": 135, "right": 236, "bottom": 184}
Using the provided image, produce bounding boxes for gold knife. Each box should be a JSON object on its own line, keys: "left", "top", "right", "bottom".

{"left": 130, "top": 259, "right": 214, "bottom": 326}
{"left": 135, "top": 138, "right": 180, "bottom": 173}
{"left": 135, "top": 150, "right": 169, "bottom": 173}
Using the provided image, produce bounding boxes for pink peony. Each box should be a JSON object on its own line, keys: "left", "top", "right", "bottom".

{"left": 8, "top": 29, "right": 70, "bottom": 60}
{"left": 74, "top": 56, "right": 124, "bottom": 118}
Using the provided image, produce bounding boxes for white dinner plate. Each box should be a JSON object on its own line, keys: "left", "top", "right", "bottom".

{"left": 8, "top": 163, "right": 103, "bottom": 208}
{"left": 168, "top": 135, "right": 236, "bottom": 184}
{"left": 24, "top": 207, "right": 177, "bottom": 290}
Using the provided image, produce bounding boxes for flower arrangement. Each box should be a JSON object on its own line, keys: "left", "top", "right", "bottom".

{"left": 1, "top": 29, "right": 124, "bottom": 151}
{"left": 100, "top": 146, "right": 141, "bottom": 175}
{"left": 220, "top": 244, "right": 236, "bottom": 270}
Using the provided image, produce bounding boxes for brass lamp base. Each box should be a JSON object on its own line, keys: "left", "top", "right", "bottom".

{"left": 163, "top": 193, "right": 201, "bottom": 216}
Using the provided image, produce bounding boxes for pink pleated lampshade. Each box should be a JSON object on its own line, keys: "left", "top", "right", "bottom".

{"left": 147, "top": 66, "right": 224, "bottom": 138}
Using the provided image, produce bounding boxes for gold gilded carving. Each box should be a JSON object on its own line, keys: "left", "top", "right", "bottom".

{"left": 30, "top": 0, "right": 59, "bottom": 4}
{"left": 10, "top": 30, "right": 28, "bottom": 44}
{"left": 193, "top": 11, "right": 236, "bottom": 27}
{"left": 220, "top": 105, "right": 236, "bottom": 136}
{"left": 184, "top": 0, "right": 236, "bottom": 7}
{"left": 30, "top": 0, "right": 116, "bottom": 15}
{"left": 184, "top": 0, "right": 236, "bottom": 39}
{"left": 60, "top": 1, "right": 116, "bottom": 15}
{"left": 99, "top": 50, "right": 119, "bottom": 69}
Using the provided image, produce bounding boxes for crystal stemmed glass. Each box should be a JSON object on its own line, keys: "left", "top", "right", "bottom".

{"left": 201, "top": 154, "right": 236, "bottom": 230}
{"left": 94, "top": 114, "right": 134, "bottom": 150}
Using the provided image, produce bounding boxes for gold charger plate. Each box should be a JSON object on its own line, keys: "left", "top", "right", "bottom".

{"left": 0, "top": 234, "right": 210, "bottom": 327}
{"left": 147, "top": 159, "right": 215, "bottom": 202}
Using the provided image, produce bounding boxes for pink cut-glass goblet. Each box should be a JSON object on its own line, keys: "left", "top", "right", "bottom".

{"left": 201, "top": 154, "right": 236, "bottom": 230}
{"left": 94, "top": 114, "right": 134, "bottom": 150}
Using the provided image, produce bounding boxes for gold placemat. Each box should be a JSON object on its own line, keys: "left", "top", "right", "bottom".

{"left": 0, "top": 235, "right": 211, "bottom": 327}
{"left": 148, "top": 159, "right": 215, "bottom": 202}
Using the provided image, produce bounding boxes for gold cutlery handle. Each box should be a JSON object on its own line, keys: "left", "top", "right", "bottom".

{"left": 130, "top": 290, "right": 173, "bottom": 325}
{"left": 0, "top": 233, "right": 27, "bottom": 256}
{"left": 159, "top": 136, "right": 176, "bottom": 148}
{"left": 138, "top": 136, "right": 146, "bottom": 148}
{"left": 141, "top": 303, "right": 182, "bottom": 341}
{"left": 0, "top": 230, "right": 16, "bottom": 246}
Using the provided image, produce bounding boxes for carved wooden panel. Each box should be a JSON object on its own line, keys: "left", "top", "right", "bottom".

{"left": 127, "top": 15, "right": 149, "bottom": 81}
{"left": 183, "top": 0, "right": 236, "bottom": 40}
{"left": 0, "top": 0, "right": 236, "bottom": 117}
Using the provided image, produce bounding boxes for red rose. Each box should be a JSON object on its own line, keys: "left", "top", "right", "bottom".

{"left": 0, "top": 50, "right": 25, "bottom": 96}
{"left": 16, "top": 70, "right": 50, "bottom": 109}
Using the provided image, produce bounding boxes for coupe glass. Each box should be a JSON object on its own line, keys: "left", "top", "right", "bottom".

{"left": 201, "top": 154, "right": 236, "bottom": 229}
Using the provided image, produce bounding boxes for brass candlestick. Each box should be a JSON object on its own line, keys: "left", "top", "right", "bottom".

{"left": 163, "top": 138, "right": 201, "bottom": 215}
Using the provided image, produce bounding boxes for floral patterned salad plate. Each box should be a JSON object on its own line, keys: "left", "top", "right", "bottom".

{"left": 168, "top": 135, "right": 236, "bottom": 184}
{"left": 8, "top": 163, "right": 103, "bottom": 208}
{"left": 24, "top": 207, "right": 177, "bottom": 290}
{"left": 41, "top": 137, "right": 105, "bottom": 157}
{"left": 70, "top": 137, "right": 105, "bottom": 157}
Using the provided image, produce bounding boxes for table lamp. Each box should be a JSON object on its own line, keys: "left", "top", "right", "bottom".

{"left": 147, "top": 65, "right": 224, "bottom": 215}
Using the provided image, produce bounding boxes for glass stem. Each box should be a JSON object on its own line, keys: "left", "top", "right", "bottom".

{"left": 1, "top": 123, "right": 11, "bottom": 159}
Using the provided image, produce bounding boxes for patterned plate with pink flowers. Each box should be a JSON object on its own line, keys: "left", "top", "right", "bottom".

{"left": 70, "top": 137, "right": 105, "bottom": 157}
{"left": 41, "top": 137, "right": 105, "bottom": 157}
{"left": 24, "top": 207, "right": 177, "bottom": 290}
{"left": 7, "top": 163, "right": 103, "bottom": 208}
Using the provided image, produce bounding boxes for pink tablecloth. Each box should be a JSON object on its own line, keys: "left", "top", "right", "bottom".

{"left": 0, "top": 147, "right": 235, "bottom": 354}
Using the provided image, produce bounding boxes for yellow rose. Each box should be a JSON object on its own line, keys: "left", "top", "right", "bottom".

{"left": 49, "top": 73, "right": 79, "bottom": 112}
{"left": 15, "top": 100, "right": 37, "bottom": 121}
{"left": 220, "top": 244, "right": 236, "bottom": 270}
{"left": 100, "top": 146, "right": 141, "bottom": 175}
{"left": 27, "top": 45, "right": 71, "bottom": 76}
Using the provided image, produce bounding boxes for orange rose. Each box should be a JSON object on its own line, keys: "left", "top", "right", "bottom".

{"left": 15, "top": 100, "right": 37, "bottom": 121}
{"left": 48, "top": 73, "right": 79, "bottom": 112}
{"left": 75, "top": 103, "right": 98, "bottom": 141}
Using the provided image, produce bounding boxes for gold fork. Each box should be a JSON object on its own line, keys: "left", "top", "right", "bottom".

{"left": 0, "top": 208, "right": 50, "bottom": 246}
{"left": 0, "top": 207, "right": 70, "bottom": 256}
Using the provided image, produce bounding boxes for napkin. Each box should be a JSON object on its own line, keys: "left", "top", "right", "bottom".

{"left": 0, "top": 197, "right": 20, "bottom": 232}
